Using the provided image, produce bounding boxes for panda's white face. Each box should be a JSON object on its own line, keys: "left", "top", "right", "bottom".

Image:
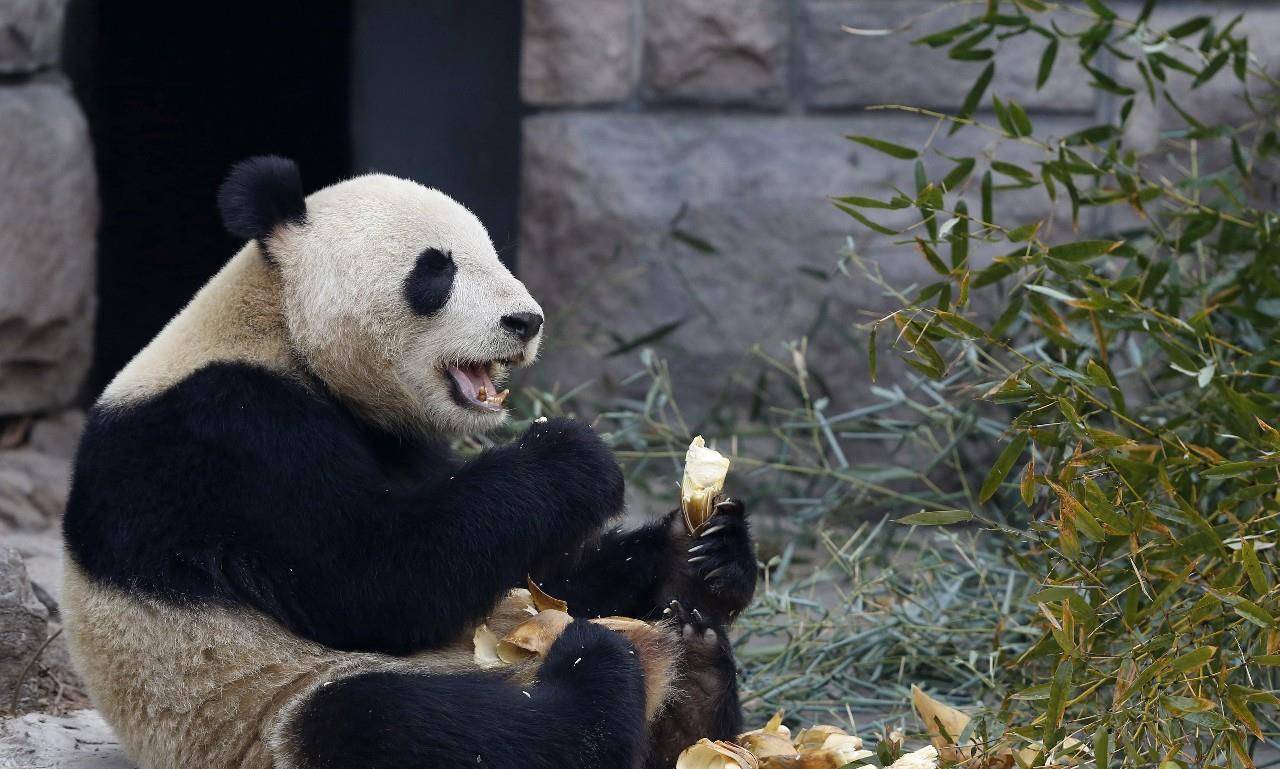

{"left": 268, "top": 174, "right": 544, "bottom": 437}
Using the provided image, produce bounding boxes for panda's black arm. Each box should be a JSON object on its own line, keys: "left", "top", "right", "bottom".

{"left": 530, "top": 513, "right": 677, "bottom": 620}
{"left": 533, "top": 501, "right": 758, "bottom": 624}
{"left": 64, "top": 365, "right": 624, "bottom": 655}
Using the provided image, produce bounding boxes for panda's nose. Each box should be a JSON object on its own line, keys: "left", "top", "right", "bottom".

{"left": 500, "top": 312, "right": 544, "bottom": 342}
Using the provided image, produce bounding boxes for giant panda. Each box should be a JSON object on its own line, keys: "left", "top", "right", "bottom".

{"left": 61, "top": 156, "right": 757, "bottom": 769}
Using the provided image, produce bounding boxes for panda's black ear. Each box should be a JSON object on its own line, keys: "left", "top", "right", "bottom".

{"left": 217, "top": 155, "right": 306, "bottom": 241}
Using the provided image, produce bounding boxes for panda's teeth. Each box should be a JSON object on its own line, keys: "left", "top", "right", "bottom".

{"left": 493, "top": 389, "right": 510, "bottom": 405}
{"left": 477, "top": 386, "right": 488, "bottom": 402}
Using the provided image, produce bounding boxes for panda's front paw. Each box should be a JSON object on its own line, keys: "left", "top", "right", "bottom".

{"left": 521, "top": 417, "right": 624, "bottom": 524}
{"left": 685, "top": 499, "right": 756, "bottom": 617}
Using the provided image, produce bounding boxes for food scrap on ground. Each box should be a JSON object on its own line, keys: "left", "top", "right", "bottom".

{"left": 675, "top": 713, "right": 940, "bottom": 769}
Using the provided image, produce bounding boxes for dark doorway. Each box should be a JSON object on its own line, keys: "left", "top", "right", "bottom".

{"left": 63, "top": 2, "right": 355, "bottom": 396}
{"left": 350, "top": 1, "right": 524, "bottom": 261}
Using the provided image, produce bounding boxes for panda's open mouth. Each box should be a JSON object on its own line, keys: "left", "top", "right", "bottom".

{"left": 445, "top": 361, "right": 510, "bottom": 413}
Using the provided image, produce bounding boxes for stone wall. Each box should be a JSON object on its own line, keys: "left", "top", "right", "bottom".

{"left": 516, "top": 0, "right": 1277, "bottom": 413}
{"left": 0, "top": 0, "right": 96, "bottom": 417}
{"left": 0, "top": 0, "right": 95, "bottom": 716}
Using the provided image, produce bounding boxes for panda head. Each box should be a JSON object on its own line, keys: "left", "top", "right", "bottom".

{"left": 217, "top": 156, "right": 544, "bottom": 437}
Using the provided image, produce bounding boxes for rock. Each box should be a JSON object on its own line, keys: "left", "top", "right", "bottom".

{"left": 0, "top": 449, "right": 71, "bottom": 532}
{"left": 519, "top": 112, "right": 1089, "bottom": 413}
{"left": 0, "top": 0, "right": 66, "bottom": 74}
{"left": 0, "top": 78, "right": 97, "bottom": 417}
{"left": 802, "top": 0, "right": 1094, "bottom": 113}
{"left": 521, "top": 0, "right": 635, "bottom": 106}
{"left": 0, "top": 547, "right": 50, "bottom": 710}
{"left": 27, "top": 410, "right": 85, "bottom": 461}
{"left": 1, "top": 532, "right": 83, "bottom": 700}
{"left": 3, "top": 531, "right": 63, "bottom": 606}
{"left": 643, "top": 0, "right": 789, "bottom": 107}
{"left": 0, "top": 409, "right": 81, "bottom": 535}
{"left": 0, "top": 710, "right": 131, "bottom": 769}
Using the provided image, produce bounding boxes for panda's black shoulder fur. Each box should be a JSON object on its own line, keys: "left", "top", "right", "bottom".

{"left": 217, "top": 155, "right": 307, "bottom": 241}
{"left": 63, "top": 361, "right": 629, "bottom": 655}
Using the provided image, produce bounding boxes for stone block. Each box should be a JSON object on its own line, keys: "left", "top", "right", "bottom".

{"left": 0, "top": 710, "right": 130, "bottom": 769}
{"left": 0, "top": 546, "right": 49, "bottom": 710}
{"left": 0, "top": 0, "right": 65, "bottom": 74}
{"left": 521, "top": 0, "right": 635, "bottom": 106}
{"left": 0, "top": 447, "right": 70, "bottom": 532}
{"left": 643, "top": 0, "right": 789, "bottom": 107}
{"left": 0, "top": 78, "right": 97, "bottom": 416}
{"left": 802, "top": 0, "right": 1094, "bottom": 113}
{"left": 27, "top": 408, "right": 85, "bottom": 460}
{"left": 518, "top": 112, "right": 1087, "bottom": 414}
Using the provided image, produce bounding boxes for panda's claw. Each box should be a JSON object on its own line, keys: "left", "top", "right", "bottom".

{"left": 698, "top": 523, "right": 728, "bottom": 538}
{"left": 688, "top": 555, "right": 709, "bottom": 565}
{"left": 704, "top": 566, "right": 729, "bottom": 583}
{"left": 666, "top": 598, "right": 719, "bottom": 648}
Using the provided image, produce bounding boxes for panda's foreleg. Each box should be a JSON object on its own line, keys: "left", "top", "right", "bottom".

{"left": 533, "top": 499, "right": 757, "bottom": 623}
{"left": 285, "top": 621, "right": 661, "bottom": 769}
{"left": 657, "top": 498, "right": 757, "bottom": 623}
{"left": 531, "top": 514, "right": 673, "bottom": 619}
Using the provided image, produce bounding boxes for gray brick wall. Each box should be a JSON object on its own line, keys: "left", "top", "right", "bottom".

{"left": 517, "top": 0, "right": 1278, "bottom": 412}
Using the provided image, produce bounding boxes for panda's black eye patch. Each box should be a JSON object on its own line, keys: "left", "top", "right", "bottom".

{"left": 405, "top": 248, "right": 457, "bottom": 316}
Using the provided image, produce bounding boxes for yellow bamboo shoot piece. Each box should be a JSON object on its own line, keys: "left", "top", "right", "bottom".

{"left": 496, "top": 609, "right": 574, "bottom": 663}
{"left": 911, "top": 685, "right": 973, "bottom": 764}
{"left": 681, "top": 436, "right": 731, "bottom": 532}
{"left": 676, "top": 739, "right": 760, "bottom": 769}
{"left": 526, "top": 577, "right": 569, "bottom": 612}
{"left": 472, "top": 624, "right": 502, "bottom": 669}
{"left": 886, "top": 745, "right": 939, "bottom": 769}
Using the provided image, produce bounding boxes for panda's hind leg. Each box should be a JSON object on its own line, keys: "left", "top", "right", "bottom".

{"left": 645, "top": 600, "right": 743, "bottom": 769}
{"left": 280, "top": 621, "right": 656, "bottom": 769}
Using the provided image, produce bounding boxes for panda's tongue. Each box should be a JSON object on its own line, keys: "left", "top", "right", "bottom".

{"left": 447, "top": 363, "right": 504, "bottom": 411}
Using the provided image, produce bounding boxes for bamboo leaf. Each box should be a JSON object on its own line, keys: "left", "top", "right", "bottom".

{"left": 846, "top": 135, "right": 919, "bottom": 160}
{"left": 834, "top": 203, "right": 900, "bottom": 235}
{"left": 980, "top": 433, "right": 1029, "bottom": 502}
{"left": 1243, "top": 540, "right": 1269, "bottom": 595}
{"left": 942, "top": 158, "right": 976, "bottom": 191}
{"left": 1008, "top": 99, "right": 1033, "bottom": 137}
{"left": 1037, "top": 37, "right": 1059, "bottom": 89}
{"left": 868, "top": 323, "right": 879, "bottom": 383}
{"left": 1233, "top": 598, "right": 1275, "bottom": 628}
{"left": 1171, "top": 646, "right": 1216, "bottom": 672}
{"left": 897, "top": 509, "right": 973, "bottom": 525}
{"left": 953, "top": 62, "right": 995, "bottom": 134}
{"left": 1043, "top": 659, "right": 1071, "bottom": 748}
{"left": 1047, "top": 240, "right": 1122, "bottom": 261}
{"left": 1168, "top": 16, "right": 1211, "bottom": 38}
